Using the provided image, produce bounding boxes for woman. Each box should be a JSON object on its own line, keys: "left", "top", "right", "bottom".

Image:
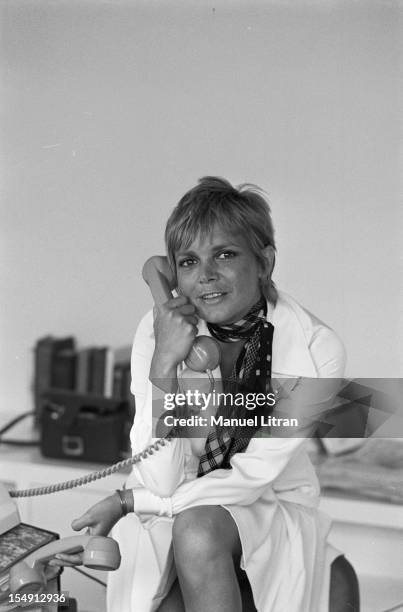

{"left": 52, "top": 177, "right": 346, "bottom": 611}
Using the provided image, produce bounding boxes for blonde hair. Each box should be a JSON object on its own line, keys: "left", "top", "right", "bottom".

{"left": 165, "top": 176, "right": 277, "bottom": 303}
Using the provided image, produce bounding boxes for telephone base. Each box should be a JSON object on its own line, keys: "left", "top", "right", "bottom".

{"left": 0, "top": 523, "right": 60, "bottom": 610}
{"left": 0, "top": 573, "right": 61, "bottom": 612}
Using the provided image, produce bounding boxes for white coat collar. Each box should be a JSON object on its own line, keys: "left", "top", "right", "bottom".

{"left": 197, "top": 291, "right": 318, "bottom": 378}
{"left": 271, "top": 291, "right": 317, "bottom": 377}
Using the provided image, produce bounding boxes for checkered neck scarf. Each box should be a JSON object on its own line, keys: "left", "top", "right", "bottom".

{"left": 198, "top": 296, "right": 274, "bottom": 477}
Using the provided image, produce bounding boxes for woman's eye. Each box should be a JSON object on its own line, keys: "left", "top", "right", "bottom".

{"left": 217, "top": 251, "right": 236, "bottom": 259}
{"left": 178, "top": 258, "right": 197, "bottom": 268}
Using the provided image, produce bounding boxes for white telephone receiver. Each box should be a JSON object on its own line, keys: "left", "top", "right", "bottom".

{"left": 8, "top": 535, "right": 120, "bottom": 596}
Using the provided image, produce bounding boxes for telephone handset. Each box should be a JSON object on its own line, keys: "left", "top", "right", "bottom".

{"left": 8, "top": 535, "right": 120, "bottom": 596}
{"left": 142, "top": 256, "right": 220, "bottom": 372}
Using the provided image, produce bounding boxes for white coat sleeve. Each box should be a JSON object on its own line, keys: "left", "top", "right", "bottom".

{"left": 129, "top": 310, "right": 155, "bottom": 455}
{"left": 128, "top": 310, "right": 187, "bottom": 497}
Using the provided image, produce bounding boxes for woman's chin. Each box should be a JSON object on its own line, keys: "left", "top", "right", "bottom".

{"left": 194, "top": 297, "right": 244, "bottom": 325}
{"left": 199, "top": 308, "right": 234, "bottom": 325}
{"left": 196, "top": 306, "right": 223, "bottom": 324}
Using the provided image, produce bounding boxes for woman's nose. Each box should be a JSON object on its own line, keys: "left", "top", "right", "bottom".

{"left": 198, "top": 260, "right": 218, "bottom": 283}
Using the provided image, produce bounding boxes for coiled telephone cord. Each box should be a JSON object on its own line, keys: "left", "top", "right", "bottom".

{"left": 8, "top": 436, "right": 172, "bottom": 498}
{"left": 7, "top": 368, "right": 216, "bottom": 499}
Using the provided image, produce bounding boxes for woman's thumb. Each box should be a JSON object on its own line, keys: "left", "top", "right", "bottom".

{"left": 71, "top": 513, "right": 91, "bottom": 531}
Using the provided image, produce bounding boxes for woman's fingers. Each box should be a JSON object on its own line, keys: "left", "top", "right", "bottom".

{"left": 167, "top": 295, "right": 189, "bottom": 308}
{"left": 177, "top": 303, "right": 196, "bottom": 316}
{"left": 48, "top": 552, "right": 83, "bottom": 567}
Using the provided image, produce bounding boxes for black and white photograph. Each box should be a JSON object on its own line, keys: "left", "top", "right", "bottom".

{"left": 1, "top": 2, "right": 401, "bottom": 611}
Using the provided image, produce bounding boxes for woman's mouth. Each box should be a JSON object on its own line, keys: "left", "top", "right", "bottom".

{"left": 199, "top": 292, "right": 226, "bottom": 303}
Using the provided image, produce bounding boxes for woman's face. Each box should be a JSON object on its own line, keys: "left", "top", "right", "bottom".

{"left": 175, "top": 225, "right": 265, "bottom": 324}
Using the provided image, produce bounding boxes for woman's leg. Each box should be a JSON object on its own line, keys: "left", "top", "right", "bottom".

{"left": 171, "top": 505, "right": 243, "bottom": 612}
{"left": 157, "top": 578, "right": 185, "bottom": 612}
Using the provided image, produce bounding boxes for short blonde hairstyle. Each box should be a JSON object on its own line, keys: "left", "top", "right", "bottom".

{"left": 165, "top": 176, "right": 277, "bottom": 303}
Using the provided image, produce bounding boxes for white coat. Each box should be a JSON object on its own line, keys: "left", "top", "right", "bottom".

{"left": 107, "top": 291, "right": 346, "bottom": 612}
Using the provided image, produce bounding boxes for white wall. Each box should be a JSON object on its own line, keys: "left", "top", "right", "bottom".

{"left": 1, "top": 0, "right": 401, "bottom": 416}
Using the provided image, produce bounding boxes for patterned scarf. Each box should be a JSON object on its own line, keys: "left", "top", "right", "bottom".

{"left": 197, "top": 296, "right": 274, "bottom": 476}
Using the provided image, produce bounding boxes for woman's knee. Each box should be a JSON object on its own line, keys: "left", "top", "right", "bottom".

{"left": 172, "top": 506, "right": 240, "bottom": 568}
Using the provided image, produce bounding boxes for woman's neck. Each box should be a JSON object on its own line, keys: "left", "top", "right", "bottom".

{"left": 217, "top": 339, "right": 246, "bottom": 380}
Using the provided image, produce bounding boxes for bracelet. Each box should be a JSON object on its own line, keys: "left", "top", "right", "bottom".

{"left": 115, "top": 489, "right": 129, "bottom": 517}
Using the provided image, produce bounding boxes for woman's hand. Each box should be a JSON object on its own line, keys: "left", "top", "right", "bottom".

{"left": 150, "top": 295, "right": 198, "bottom": 386}
{"left": 48, "top": 493, "right": 123, "bottom": 568}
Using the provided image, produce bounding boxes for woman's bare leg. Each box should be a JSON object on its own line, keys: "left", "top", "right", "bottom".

{"left": 172, "top": 505, "right": 243, "bottom": 612}
{"left": 157, "top": 578, "right": 185, "bottom": 612}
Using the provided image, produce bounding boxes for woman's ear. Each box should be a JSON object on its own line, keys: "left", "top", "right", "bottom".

{"left": 260, "top": 246, "right": 277, "bottom": 304}
{"left": 261, "top": 245, "right": 275, "bottom": 280}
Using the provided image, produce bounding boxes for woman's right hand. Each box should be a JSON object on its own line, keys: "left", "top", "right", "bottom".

{"left": 151, "top": 295, "right": 198, "bottom": 373}
{"left": 48, "top": 494, "right": 123, "bottom": 568}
